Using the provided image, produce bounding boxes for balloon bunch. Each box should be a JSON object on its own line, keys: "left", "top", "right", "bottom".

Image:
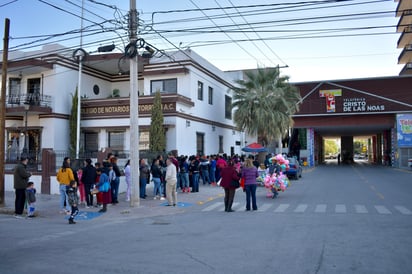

{"left": 263, "top": 154, "right": 291, "bottom": 198}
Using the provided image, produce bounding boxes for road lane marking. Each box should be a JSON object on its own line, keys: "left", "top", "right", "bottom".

{"left": 394, "top": 206, "right": 412, "bottom": 215}
{"left": 257, "top": 203, "right": 273, "bottom": 212}
{"left": 314, "top": 204, "right": 327, "bottom": 213}
{"left": 294, "top": 204, "right": 308, "bottom": 213}
{"left": 274, "top": 204, "right": 290, "bottom": 212}
{"left": 335, "top": 204, "right": 346, "bottom": 213}
{"left": 354, "top": 205, "right": 368, "bottom": 214}
{"left": 219, "top": 202, "right": 240, "bottom": 211}
{"left": 202, "top": 202, "right": 222, "bottom": 212}
{"left": 374, "top": 205, "right": 391, "bottom": 214}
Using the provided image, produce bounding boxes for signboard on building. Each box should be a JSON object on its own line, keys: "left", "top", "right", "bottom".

{"left": 397, "top": 114, "right": 412, "bottom": 147}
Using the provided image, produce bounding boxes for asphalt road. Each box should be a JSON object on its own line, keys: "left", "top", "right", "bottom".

{"left": 1, "top": 161, "right": 412, "bottom": 274}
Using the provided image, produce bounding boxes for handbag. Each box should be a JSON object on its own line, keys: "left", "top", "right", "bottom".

{"left": 91, "top": 188, "right": 99, "bottom": 195}
{"left": 230, "top": 179, "right": 240, "bottom": 188}
{"left": 99, "top": 181, "right": 110, "bottom": 193}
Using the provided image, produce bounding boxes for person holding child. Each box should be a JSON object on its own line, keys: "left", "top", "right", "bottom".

{"left": 13, "top": 156, "right": 31, "bottom": 218}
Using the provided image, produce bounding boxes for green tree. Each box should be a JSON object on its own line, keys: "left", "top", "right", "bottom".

{"left": 69, "top": 87, "right": 78, "bottom": 157}
{"left": 231, "top": 67, "right": 301, "bottom": 147}
{"left": 324, "top": 139, "right": 338, "bottom": 155}
{"left": 149, "top": 91, "right": 166, "bottom": 152}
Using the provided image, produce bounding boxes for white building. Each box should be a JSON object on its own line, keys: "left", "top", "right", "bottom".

{"left": 2, "top": 44, "right": 253, "bottom": 194}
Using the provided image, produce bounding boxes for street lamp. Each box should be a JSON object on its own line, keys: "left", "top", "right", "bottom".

{"left": 22, "top": 103, "right": 30, "bottom": 155}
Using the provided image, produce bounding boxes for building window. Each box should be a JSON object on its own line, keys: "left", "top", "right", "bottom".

{"left": 150, "top": 78, "right": 177, "bottom": 94}
{"left": 8, "top": 78, "right": 21, "bottom": 104}
{"left": 139, "top": 131, "right": 150, "bottom": 151}
{"left": 197, "top": 81, "right": 203, "bottom": 101}
{"left": 27, "top": 78, "right": 41, "bottom": 105}
{"left": 219, "top": 135, "right": 224, "bottom": 153}
{"left": 82, "top": 132, "right": 98, "bottom": 155}
{"left": 225, "top": 95, "right": 232, "bottom": 119}
{"left": 108, "top": 131, "right": 124, "bottom": 151}
{"left": 196, "top": 132, "right": 205, "bottom": 156}
{"left": 208, "top": 86, "right": 213, "bottom": 105}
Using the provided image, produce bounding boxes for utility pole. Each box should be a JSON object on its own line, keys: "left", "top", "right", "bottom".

{"left": 0, "top": 18, "right": 10, "bottom": 207}
{"left": 76, "top": 0, "right": 85, "bottom": 159}
{"left": 129, "top": 0, "right": 140, "bottom": 206}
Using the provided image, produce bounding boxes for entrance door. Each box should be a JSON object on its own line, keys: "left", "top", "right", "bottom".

{"left": 27, "top": 78, "right": 41, "bottom": 105}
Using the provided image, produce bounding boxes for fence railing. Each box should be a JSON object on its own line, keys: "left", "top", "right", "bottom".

{"left": 6, "top": 93, "right": 52, "bottom": 108}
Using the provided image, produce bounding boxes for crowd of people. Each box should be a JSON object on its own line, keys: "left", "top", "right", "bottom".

{"left": 13, "top": 151, "right": 286, "bottom": 222}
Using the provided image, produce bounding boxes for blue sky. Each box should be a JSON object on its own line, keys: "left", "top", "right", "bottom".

{"left": 0, "top": 0, "right": 403, "bottom": 82}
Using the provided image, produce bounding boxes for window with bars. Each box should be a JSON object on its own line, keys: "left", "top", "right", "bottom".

{"left": 108, "top": 131, "right": 124, "bottom": 151}
{"left": 196, "top": 132, "right": 204, "bottom": 156}
{"left": 82, "top": 132, "right": 98, "bottom": 153}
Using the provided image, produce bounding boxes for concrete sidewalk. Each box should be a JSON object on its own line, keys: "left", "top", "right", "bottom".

{"left": 0, "top": 183, "right": 224, "bottom": 221}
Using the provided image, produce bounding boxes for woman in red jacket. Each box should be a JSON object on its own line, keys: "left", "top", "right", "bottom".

{"left": 219, "top": 159, "right": 240, "bottom": 212}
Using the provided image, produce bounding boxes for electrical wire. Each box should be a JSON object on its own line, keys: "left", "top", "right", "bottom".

{"left": 227, "top": 0, "right": 288, "bottom": 67}
{"left": 189, "top": 0, "right": 262, "bottom": 66}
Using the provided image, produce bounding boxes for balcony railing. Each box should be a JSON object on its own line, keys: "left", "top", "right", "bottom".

{"left": 6, "top": 93, "right": 52, "bottom": 108}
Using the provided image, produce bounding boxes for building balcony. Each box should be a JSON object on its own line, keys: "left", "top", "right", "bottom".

{"left": 398, "top": 44, "right": 412, "bottom": 64}
{"left": 397, "top": 10, "right": 412, "bottom": 32}
{"left": 396, "top": 0, "right": 412, "bottom": 17}
{"left": 397, "top": 27, "right": 412, "bottom": 48}
{"left": 399, "top": 62, "right": 412, "bottom": 75}
{"left": 6, "top": 93, "right": 52, "bottom": 115}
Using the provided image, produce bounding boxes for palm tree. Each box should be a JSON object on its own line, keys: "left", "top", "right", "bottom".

{"left": 232, "top": 67, "right": 301, "bottom": 151}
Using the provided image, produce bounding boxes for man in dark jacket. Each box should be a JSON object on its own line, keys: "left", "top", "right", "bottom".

{"left": 13, "top": 156, "right": 31, "bottom": 218}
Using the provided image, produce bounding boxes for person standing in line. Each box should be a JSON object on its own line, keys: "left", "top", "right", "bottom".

{"left": 179, "top": 156, "right": 190, "bottom": 193}
{"left": 139, "top": 159, "right": 150, "bottom": 199}
{"left": 220, "top": 159, "right": 241, "bottom": 212}
{"left": 82, "top": 159, "right": 96, "bottom": 208}
{"left": 242, "top": 158, "right": 259, "bottom": 211}
{"left": 151, "top": 158, "right": 164, "bottom": 200}
{"left": 108, "top": 163, "right": 117, "bottom": 204}
{"left": 57, "top": 157, "right": 74, "bottom": 214}
{"left": 25, "top": 181, "right": 36, "bottom": 218}
{"left": 189, "top": 156, "right": 200, "bottom": 192}
{"left": 200, "top": 155, "right": 211, "bottom": 185}
{"left": 209, "top": 155, "right": 217, "bottom": 186}
{"left": 165, "top": 158, "right": 178, "bottom": 206}
{"left": 95, "top": 168, "right": 111, "bottom": 212}
{"left": 110, "top": 156, "right": 121, "bottom": 204}
{"left": 13, "top": 156, "right": 31, "bottom": 218}
{"left": 66, "top": 180, "right": 79, "bottom": 224}
{"left": 94, "top": 162, "right": 102, "bottom": 207}
{"left": 124, "top": 160, "right": 131, "bottom": 202}
{"left": 76, "top": 168, "right": 86, "bottom": 207}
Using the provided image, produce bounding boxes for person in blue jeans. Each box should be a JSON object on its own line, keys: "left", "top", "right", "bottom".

{"left": 179, "top": 156, "right": 190, "bottom": 193}
{"left": 151, "top": 159, "right": 164, "bottom": 200}
{"left": 189, "top": 156, "right": 200, "bottom": 192}
{"left": 200, "top": 155, "right": 210, "bottom": 185}
{"left": 110, "top": 157, "right": 122, "bottom": 204}
{"left": 242, "top": 158, "right": 259, "bottom": 211}
{"left": 209, "top": 155, "right": 217, "bottom": 185}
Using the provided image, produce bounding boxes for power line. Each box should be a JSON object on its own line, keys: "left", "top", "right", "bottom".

{"left": 227, "top": 0, "right": 288, "bottom": 67}
{"left": 189, "top": 0, "right": 262, "bottom": 66}
{"left": 0, "top": 0, "right": 18, "bottom": 7}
